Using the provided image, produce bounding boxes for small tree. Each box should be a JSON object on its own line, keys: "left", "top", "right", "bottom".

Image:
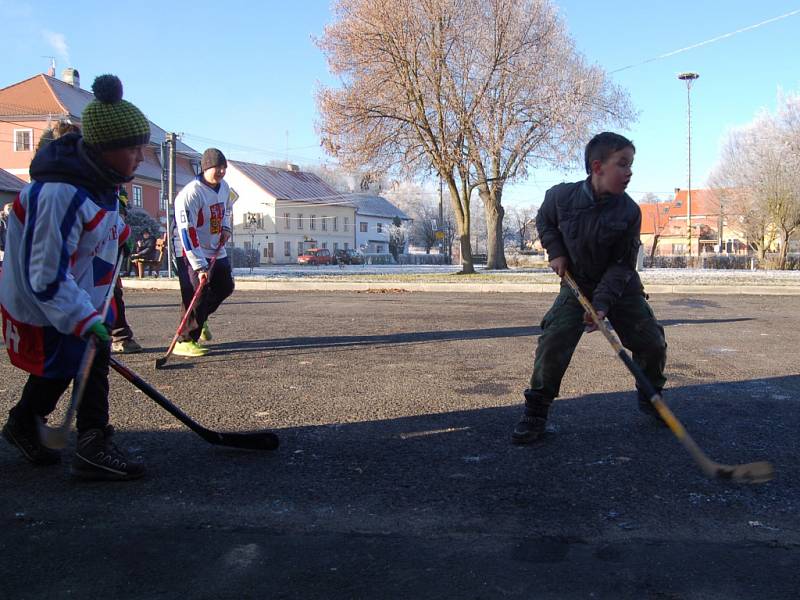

{"left": 388, "top": 216, "right": 407, "bottom": 260}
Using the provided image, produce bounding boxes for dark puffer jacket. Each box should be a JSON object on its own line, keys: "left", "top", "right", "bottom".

{"left": 536, "top": 178, "right": 643, "bottom": 314}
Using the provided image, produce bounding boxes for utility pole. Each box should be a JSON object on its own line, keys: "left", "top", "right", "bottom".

{"left": 678, "top": 72, "right": 699, "bottom": 263}
{"left": 165, "top": 132, "right": 177, "bottom": 278}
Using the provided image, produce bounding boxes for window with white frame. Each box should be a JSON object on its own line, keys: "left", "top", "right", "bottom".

{"left": 334, "top": 242, "right": 339, "bottom": 251}
{"left": 14, "top": 129, "right": 33, "bottom": 152}
{"left": 344, "top": 217, "right": 349, "bottom": 232}
{"left": 297, "top": 214, "right": 303, "bottom": 229}
{"left": 321, "top": 241, "right": 327, "bottom": 249}
{"left": 344, "top": 242, "right": 349, "bottom": 250}
{"left": 333, "top": 216, "right": 338, "bottom": 231}
{"left": 284, "top": 212, "right": 291, "bottom": 229}
{"left": 310, "top": 215, "right": 316, "bottom": 230}
{"left": 377, "top": 222, "right": 383, "bottom": 233}
{"left": 321, "top": 216, "right": 327, "bottom": 231}
{"left": 284, "top": 241, "right": 291, "bottom": 256}
{"left": 132, "top": 185, "right": 143, "bottom": 208}
{"left": 297, "top": 241, "right": 304, "bottom": 255}
{"left": 360, "top": 222, "right": 368, "bottom": 233}
{"left": 376, "top": 244, "right": 384, "bottom": 253}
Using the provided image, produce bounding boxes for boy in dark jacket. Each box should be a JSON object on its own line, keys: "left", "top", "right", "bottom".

{"left": 1, "top": 74, "right": 148, "bottom": 479}
{"left": 512, "top": 132, "right": 667, "bottom": 445}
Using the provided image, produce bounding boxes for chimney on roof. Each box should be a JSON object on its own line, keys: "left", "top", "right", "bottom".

{"left": 674, "top": 188, "right": 680, "bottom": 194}
{"left": 287, "top": 163, "right": 300, "bottom": 172}
{"left": 62, "top": 67, "right": 80, "bottom": 88}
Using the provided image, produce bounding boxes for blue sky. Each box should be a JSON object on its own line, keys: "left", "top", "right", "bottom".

{"left": 3, "top": 1, "right": 799, "bottom": 207}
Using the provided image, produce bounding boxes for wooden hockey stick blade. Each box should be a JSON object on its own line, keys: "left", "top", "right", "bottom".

{"left": 110, "top": 357, "right": 279, "bottom": 451}
{"left": 563, "top": 272, "right": 774, "bottom": 484}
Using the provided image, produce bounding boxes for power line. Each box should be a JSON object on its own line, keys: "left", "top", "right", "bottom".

{"left": 608, "top": 8, "right": 800, "bottom": 75}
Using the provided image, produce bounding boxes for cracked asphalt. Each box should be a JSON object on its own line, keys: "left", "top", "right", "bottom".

{"left": 1, "top": 289, "right": 798, "bottom": 599}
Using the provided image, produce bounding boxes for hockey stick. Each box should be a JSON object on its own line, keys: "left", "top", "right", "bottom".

{"left": 155, "top": 243, "right": 223, "bottom": 370}
{"left": 38, "top": 253, "right": 124, "bottom": 449}
{"left": 562, "top": 271, "right": 773, "bottom": 484}
{"left": 110, "top": 356, "right": 279, "bottom": 450}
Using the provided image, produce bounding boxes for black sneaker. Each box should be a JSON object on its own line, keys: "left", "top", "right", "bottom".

{"left": 72, "top": 426, "right": 145, "bottom": 481}
{"left": 2, "top": 414, "right": 61, "bottom": 465}
{"left": 638, "top": 390, "right": 667, "bottom": 427}
{"left": 512, "top": 413, "right": 547, "bottom": 445}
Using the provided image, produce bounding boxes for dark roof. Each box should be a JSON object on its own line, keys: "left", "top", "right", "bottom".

{"left": 350, "top": 195, "right": 411, "bottom": 220}
{"left": 0, "top": 168, "right": 25, "bottom": 193}
{"left": 229, "top": 161, "right": 344, "bottom": 203}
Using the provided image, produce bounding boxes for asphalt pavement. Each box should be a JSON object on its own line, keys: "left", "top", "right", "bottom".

{"left": 1, "top": 289, "right": 798, "bottom": 599}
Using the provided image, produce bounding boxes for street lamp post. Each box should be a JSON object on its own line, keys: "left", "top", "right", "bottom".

{"left": 678, "top": 71, "right": 699, "bottom": 263}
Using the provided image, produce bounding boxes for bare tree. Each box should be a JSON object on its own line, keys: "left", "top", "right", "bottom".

{"left": 709, "top": 93, "right": 800, "bottom": 267}
{"left": 639, "top": 192, "right": 660, "bottom": 204}
{"left": 316, "top": 0, "right": 634, "bottom": 273}
{"left": 505, "top": 205, "right": 538, "bottom": 251}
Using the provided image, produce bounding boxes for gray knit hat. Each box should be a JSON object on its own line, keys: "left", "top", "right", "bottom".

{"left": 201, "top": 148, "right": 227, "bottom": 171}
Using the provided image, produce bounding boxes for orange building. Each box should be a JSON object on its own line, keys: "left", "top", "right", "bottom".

{"left": 0, "top": 68, "right": 199, "bottom": 232}
{"left": 639, "top": 188, "right": 749, "bottom": 257}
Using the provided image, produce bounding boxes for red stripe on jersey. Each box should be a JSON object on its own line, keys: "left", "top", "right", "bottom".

{"left": 119, "top": 224, "right": 131, "bottom": 245}
{"left": 84, "top": 209, "right": 107, "bottom": 231}
{"left": 73, "top": 312, "right": 98, "bottom": 337}
{"left": 197, "top": 208, "right": 205, "bottom": 228}
{"left": 13, "top": 195, "right": 25, "bottom": 222}
{"left": 189, "top": 227, "right": 200, "bottom": 248}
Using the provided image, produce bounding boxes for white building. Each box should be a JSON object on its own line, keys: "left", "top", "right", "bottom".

{"left": 351, "top": 195, "right": 412, "bottom": 254}
{"left": 225, "top": 161, "right": 357, "bottom": 264}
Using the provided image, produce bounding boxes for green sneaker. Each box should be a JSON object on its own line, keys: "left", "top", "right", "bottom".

{"left": 199, "top": 323, "right": 212, "bottom": 342}
{"left": 172, "top": 340, "right": 209, "bottom": 357}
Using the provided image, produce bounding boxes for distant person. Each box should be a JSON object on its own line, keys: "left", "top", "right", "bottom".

{"left": 512, "top": 132, "right": 668, "bottom": 445}
{"left": 130, "top": 228, "right": 158, "bottom": 277}
{"left": 172, "top": 148, "right": 235, "bottom": 357}
{"left": 111, "top": 186, "right": 143, "bottom": 354}
{"left": 1, "top": 74, "right": 148, "bottom": 480}
{"left": 0, "top": 202, "right": 10, "bottom": 268}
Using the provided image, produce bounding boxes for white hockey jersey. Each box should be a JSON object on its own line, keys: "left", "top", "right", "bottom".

{"left": 174, "top": 177, "right": 232, "bottom": 271}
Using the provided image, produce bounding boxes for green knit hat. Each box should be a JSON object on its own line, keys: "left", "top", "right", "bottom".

{"left": 82, "top": 74, "right": 150, "bottom": 151}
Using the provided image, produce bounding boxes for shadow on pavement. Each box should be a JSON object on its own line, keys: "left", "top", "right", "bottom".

{"left": 2, "top": 376, "right": 798, "bottom": 598}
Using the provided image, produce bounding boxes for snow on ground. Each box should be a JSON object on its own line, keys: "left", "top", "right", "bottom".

{"left": 230, "top": 264, "right": 800, "bottom": 285}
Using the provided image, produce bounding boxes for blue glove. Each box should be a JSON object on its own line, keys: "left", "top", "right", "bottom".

{"left": 86, "top": 321, "right": 110, "bottom": 343}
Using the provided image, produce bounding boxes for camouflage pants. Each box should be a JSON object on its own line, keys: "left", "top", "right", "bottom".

{"left": 528, "top": 286, "right": 667, "bottom": 403}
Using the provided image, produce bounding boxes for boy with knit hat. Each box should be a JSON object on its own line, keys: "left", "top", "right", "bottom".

{"left": 1, "top": 74, "right": 148, "bottom": 480}
{"left": 172, "top": 147, "right": 235, "bottom": 357}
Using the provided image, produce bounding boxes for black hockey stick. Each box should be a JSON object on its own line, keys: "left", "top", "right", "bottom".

{"left": 563, "top": 272, "right": 773, "bottom": 484}
{"left": 38, "top": 253, "right": 124, "bottom": 449}
{"left": 110, "top": 357, "right": 279, "bottom": 450}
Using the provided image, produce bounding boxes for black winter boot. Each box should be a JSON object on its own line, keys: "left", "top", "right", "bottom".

{"left": 72, "top": 426, "right": 145, "bottom": 481}
{"left": 637, "top": 388, "right": 667, "bottom": 427}
{"left": 2, "top": 414, "right": 61, "bottom": 465}
{"left": 511, "top": 390, "right": 551, "bottom": 445}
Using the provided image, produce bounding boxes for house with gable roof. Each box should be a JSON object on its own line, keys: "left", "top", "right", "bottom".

{"left": 350, "top": 194, "right": 411, "bottom": 255}
{"left": 225, "top": 161, "right": 357, "bottom": 264}
{"left": 225, "top": 161, "right": 411, "bottom": 264}
{"left": 0, "top": 68, "right": 199, "bottom": 233}
{"left": 639, "top": 188, "right": 751, "bottom": 257}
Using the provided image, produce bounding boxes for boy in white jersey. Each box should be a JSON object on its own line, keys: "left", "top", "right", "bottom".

{"left": 172, "top": 148, "right": 235, "bottom": 357}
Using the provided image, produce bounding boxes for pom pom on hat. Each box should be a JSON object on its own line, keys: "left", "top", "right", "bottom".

{"left": 91, "top": 74, "right": 124, "bottom": 104}
{"left": 82, "top": 74, "right": 150, "bottom": 151}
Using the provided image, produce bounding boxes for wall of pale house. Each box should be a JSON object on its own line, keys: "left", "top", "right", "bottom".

{"left": 0, "top": 119, "right": 49, "bottom": 180}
